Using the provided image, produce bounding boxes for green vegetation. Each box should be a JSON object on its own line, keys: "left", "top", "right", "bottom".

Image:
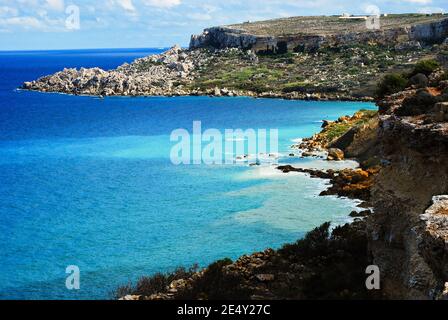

{"left": 325, "top": 123, "right": 353, "bottom": 142}
{"left": 282, "top": 81, "right": 312, "bottom": 93}
{"left": 441, "top": 71, "right": 448, "bottom": 81}
{"left": 410, "top": 59, "right": 440, "bottom": 77}
{"left": 375, "top": 58, "right": 444, "bottom": 98}
{"left": 115, "top": 221, "right": 372, "bottom": 300}
{"left": 113, "top": 265, "right": 198, "bottom": 299}
{"left": 321, "top": 110, "right": 378, "bottom": 144}
{"left": 176, "top": 258, "right": 250, "bottom": 300}
{"left": 376, "top": 73, "right": 408, "bottom": 98}
{"left": 192, "top": 44, "right": 435, "bottom": 99}
{"left": 195, "top": 64, "right": 285, "bottom": 93}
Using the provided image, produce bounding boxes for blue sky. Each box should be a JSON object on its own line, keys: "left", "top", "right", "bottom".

{"left": 0, "top": 0, "right": 447, "bottom": 50}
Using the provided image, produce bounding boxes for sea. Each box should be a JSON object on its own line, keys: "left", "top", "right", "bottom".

{"left": 0, "top": 48, "right": 376, "bottom": 299}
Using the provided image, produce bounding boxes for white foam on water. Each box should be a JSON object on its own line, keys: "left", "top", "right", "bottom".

{"left": 225, "top": 158, "right": 362, "bottom": 231}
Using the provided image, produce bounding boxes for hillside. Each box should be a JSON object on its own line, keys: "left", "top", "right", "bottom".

{"left": 190, "top": 14, "right": 448, "bottom": 54}
{"left": 23, "top": 14, "right": 448, "bottom": 101}
{"left": 227, "top": 14, "right": 448, "bottom": 36}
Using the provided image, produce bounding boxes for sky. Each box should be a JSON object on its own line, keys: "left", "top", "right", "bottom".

{"left": 0, "top": 0, "right": 447, "bottom": 50}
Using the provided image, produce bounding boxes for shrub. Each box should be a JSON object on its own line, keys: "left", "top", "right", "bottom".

{"left": 410, "top": 59, "right": 440, "bottom": 77}
{"left": 278, "top": 222, "right": 371, "bottom": 299}
{"left": 178, "top": 258, "right": 251, "bottom": 300}
{"left": 113, "top": 265, "right": 198, "bottom": 299}
{"left": 376, "top": 73, "right": 408, "bottom": 98}
{"left": 279, "top": 222, "right": 332, "bottom": 258}
{"left": 441, "top": 71, "right": 448, "bottom": 81}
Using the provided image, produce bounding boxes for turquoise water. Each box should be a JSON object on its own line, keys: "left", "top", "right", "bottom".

{"left": 0, "top": 49, "right": 376, "bottom": 299}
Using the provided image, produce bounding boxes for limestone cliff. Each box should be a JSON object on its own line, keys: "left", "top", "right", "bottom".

{"left": 190, "top": 14, "right": 448, "bottom": 53}
{"left": 368, "top": 109, "right": 448, "bottom": 299}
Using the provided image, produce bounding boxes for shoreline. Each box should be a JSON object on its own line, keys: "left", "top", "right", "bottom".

{"left": 19, "top": 73, "right": 377, "bottom": 300}
{"left": 19, "top": 87, "right": 375, "bottom": 102}
{"left": 118, "top": 108, "right": 378, "bottom": 300}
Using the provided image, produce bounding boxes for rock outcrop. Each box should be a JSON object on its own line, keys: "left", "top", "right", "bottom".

{"left": 327, "top": 148, "right": 345, "bottom": 161}
{"left": 366, "top": 75, "right": 448, "bottom": 299}
{"left": 22, "top": 45, "right": 200, "bottom": 96}
{"left": 409, "top": 18, "right": 448, "bottom": 44}
{"left": 284, "top": 71, "right": 448, "bottom": 299}
{"left": 190, "top": 27, "right": 258, "bottom": 50}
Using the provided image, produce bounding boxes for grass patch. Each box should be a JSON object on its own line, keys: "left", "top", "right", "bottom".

{"left": 319, "top": 110, "right": 378, "bottom": 144}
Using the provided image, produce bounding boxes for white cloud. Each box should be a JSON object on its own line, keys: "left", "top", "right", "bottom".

{"left": 116, "top": 0, "right": 136, "bottom": 12}
{"left": 403, "top": 0, "right": 432, "bottom": 4}
{"left": 0, "top": 6, "right": 18, "bottom": 17}
{"left": 418, "top": 6, "right": 445, "bottom": 13}
{"left": 143, "top": 0, "right": 181, "bottom": 9}
{"left": 45, "top": 0, "right": 65, "bottom": 11}
{"left": 0, "top": 16, "right": 43, "bottom": 29}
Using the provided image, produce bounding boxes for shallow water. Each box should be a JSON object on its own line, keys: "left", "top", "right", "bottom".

{"left": 0, "top": 49, "right": 376, "bottom": 299}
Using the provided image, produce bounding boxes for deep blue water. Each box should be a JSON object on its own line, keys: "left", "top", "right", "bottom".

{"left": 0, "top": 48, "right": 376, "bottom": 299}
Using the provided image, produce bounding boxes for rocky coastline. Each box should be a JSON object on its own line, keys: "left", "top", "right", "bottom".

{"left": 18, "top": 14, "right": 448, "bottom": 300}
{"left": 117, "top": 64, "right": 448, "bottom": 300}
{"left": 21, "top": 44, "right": 374, "bottom": 102}
{"left": 21, "top": 15, "right": 448, "bottom": 102}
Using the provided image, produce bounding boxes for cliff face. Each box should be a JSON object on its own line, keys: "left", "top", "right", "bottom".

{"left": 190, "top": 16, "right": 448, "bottom": 53}
{"left": 368, "top": 90, "right": 448, "bottom": 298}
{"left": 410, "top": 18, "right": 448, "bottom": 43}
{"left": 190, "top": 27, "right": 259, "bottom": 50}
{"left": 190, "top": 27, "right": 408, "bottom": 53}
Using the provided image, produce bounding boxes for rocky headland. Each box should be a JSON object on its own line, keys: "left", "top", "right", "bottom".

{"left": 22, "top": 14, "right": 448, "bottom": 101}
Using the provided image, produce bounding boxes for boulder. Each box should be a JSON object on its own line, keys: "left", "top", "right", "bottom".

{"left": 394, "top": 40, "right": 422, "bottom": 51}
{"left": 349, "top": 210, "right": 372, "bottom": 218}
{"left": 397, "top": 88, "right": 439, "bottom": 116}
{"left": 408, "top": 73, "right": 429, "bottom": 88}
{"left": 432, "top": 102, "right": 448, "bottom": 122}
{"left": 213, "top": 87, "right": 222, "bottom": 96}
{"left": 255, "top": 274, "right": 275, "bottom": 282}
{"left": 327, "top": 148, "right": 345, "bottom": 161}
{"left": 119, "top": 295, "right": 142, "bottom": 301}
{"left": 338, "top": 116, "right": 350, "bottom": 123}
{"left": 321, "top": 120, "right": 334, "bottom": 128}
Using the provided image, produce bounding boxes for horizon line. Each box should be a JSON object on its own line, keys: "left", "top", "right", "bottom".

{"left": 0, "top": 46, "right": 187, "bottom": 53}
